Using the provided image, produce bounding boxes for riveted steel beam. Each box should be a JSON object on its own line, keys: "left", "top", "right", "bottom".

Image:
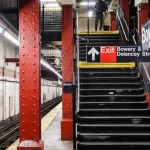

{"left": 18, "top": 0, "right": 44, "bottom": 149}
{"left": 61, "top": 5, "right": 74, "bottom": 141}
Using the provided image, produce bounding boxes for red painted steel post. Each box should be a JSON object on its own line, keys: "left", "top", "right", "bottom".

{"left": 138, "top": 3, "right": 148, "bottom": 34}
{"left": 120, "top": 0, "right": 129, "bottom": 24}
{"left": 110, "top": 12, "right": 116, "bottom": 31}
{"left": 17, "top": 0, "right": 44, "bottom": 149}
{"left": 61, "top": 5, "right": 74, "bottom": 140}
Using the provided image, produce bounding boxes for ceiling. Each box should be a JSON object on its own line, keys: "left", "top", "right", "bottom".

{"left": 76, "top": 0, "right": 111, "bottom": 3}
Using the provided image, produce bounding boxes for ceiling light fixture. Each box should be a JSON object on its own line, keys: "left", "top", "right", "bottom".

{"left": 44, "top": 3, "right": 60, "bottom": 7}
{"left": 40, "top": 0, "right": 56, "bottom": 2}
{"left": 80, "top": 2, "right": 95, "bottom": 6}
{"left": 88, "top": 11, "right": 93, "bottom": 17}
{"left": 3, "top": 31, "right": 19, "bottom": 46}
{"left": 0, "top": 26, "right": 4, "bottom": 34}
{"left": 41, "top": 58, "right": 62, "bottom": 79}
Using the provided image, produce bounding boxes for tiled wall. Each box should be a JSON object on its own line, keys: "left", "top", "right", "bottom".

{"left": 0, "top": 34, "right": 62, "bottom": 121}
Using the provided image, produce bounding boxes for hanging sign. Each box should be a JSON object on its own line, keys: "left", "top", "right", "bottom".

{"left": 142, "top": 19, "right": 150, "bottom": 51}
{"left": 87, "top": 45, "right": 150, "bottom": 62}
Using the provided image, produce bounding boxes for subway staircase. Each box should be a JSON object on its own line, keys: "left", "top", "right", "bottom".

{"left": 76, "top": 31, "right": 150, "bottom": 149}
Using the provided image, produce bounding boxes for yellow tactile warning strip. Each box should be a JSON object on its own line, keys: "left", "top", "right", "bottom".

{"left": 78, "top": 30, "right": 119, "bottom": 35}
{"left": 78, "top": 61, "right": 136, "bottom": 68}
{"left": 7, "top": 102, "right": 62, "bottom": 150}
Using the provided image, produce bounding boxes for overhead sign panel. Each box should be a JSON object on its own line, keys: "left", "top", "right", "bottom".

{"left": 87, "top": 45, "right": 149, "bottom": 62}
{"left": 142, "top": 19, "right": 150, "bottom": 51}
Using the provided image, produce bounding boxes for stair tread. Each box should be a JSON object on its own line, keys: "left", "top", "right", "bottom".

{"left": 80, "top": 77, "right": 139, "bottom": 79}
{"left": 80, "top": 83, "right": 141, "bottom": 85}
{"left": 78, "top": 116, "right": 150, "bottom": 119}
{"left": 80, "top": 72, "right": 138, "bottom": 74}
{"left": 78, "top": 124, "right": 150, "bottom": 127}
{"left": 80, "top": 109, "right": 149, "bottom": 111}
{"left": 80, "top": 94, "right": 145, "bottom": 97}
{"left": 77, "top": 141, "right": 150, "bottom": 145}
{"left": 80, "top": 102, "right": 147, "bottom": 104}
{"left": 78, "top": 133, "right": 150, "bottom": 135}
{"left": 80, "top": 88, "right": 143, "bottom": 91}
{"left": 79, "top": 39, "right": 121, "bottom": 42}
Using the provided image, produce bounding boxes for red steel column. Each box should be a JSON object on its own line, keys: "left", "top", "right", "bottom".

{"left": 138, "top": 3, "right": 148, "bottom": 34}
{"left": 18, "top": 0, "right": 44, "bottom": 149}
{"left": 120, "top": 0, "right": 129, "bottom": 24}
{"left": 61, "top": 5, "right": 74, "bottom": 141}
{"left": 110, "top": 12, "right": 116, "bottom": 31}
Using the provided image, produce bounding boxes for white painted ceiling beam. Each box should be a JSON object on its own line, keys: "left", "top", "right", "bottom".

{"left": 135, "top": 0, "right": 148, "bottom": 6}
{"left": 109, "top": 0, "right": 118, "bottom": 11}
{"left": 56, "top": 0, "right": 75, "bottom": 5}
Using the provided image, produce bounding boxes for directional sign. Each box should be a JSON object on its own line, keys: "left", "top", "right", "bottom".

{"left": 88, "top": 47, "right": 99, "bottom": 61}
{"left": 86, "top": 45, "right": 150, "bottom": 62}
{"left": 142, "top": 19, "right": 150, "bottom": 51}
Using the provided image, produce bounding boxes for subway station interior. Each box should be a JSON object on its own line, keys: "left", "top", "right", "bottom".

{"left": 0, "top": 0, "right": 150, "bottom": 150}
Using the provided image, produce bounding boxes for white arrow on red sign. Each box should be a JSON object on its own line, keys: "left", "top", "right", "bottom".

{"left": 88, "top": 47, "right": 99, "bottom": 61}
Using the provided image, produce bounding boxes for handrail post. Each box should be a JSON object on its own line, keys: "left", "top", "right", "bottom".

{"left": 73, "top": 52, "right": 77, "bottom": 150}
{"left": 72, "top": 83, "right": 76, "bottom": 150}
{"left": 148, "top": 0, "right": 150, "bottom": 18}
{"left": 116, "top": 6, "right": 119, "bottom": 30}
{"left": 87, "top": 0, "right": 89, "bottom": 42}
{"left": 42, "top": 4, "right": 45, "bottom": 32}
{"left": 116, "top": 5, "right": 129, "bottom": 43}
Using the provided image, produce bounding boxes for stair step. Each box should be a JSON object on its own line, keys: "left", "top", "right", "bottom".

{"left": 77, "top": 124, "right": 150, "bottom": 133}
{"left": 80, "top": 101, "right": 148, "bottom": 109}
{"left": 80, "top": 82, "right": 142, "bottom": 89}
{"left": 80, "top": 77, "right": 140, "bottom": 83}
{"left": 79, "top": 34, "right": 121, "bottom": 38}
{"left": 80, "top": 88, "right": 144, "bottom": 95}
{"left": 79, "top": 39, "right": 121, "bottom": 42}
{"left": 77, "top": 116, "right": 150, "bottom": 124}
{"left": 80, "top": 68, "right": 137, "bottom": 72}
{"left": 79, "top": 109, "right": 150, "bottom": 116}
{"left": 80, "top": 76, "right": 139, "bottom": 79}
{"left": 77, "top": 142, "right": 150, "bottom": 149}
{"left": 80, "top": 72, "right": 138, "bottom": 77}
{"left": 79, "top": 40, "right": 121, "bottom": 46}
{"left": 79, "top": 43, "right": 124, "bottom": 49}
{"left": 80, "top": 94, "right": 146, "bottom": 102}
{"left": 77, "top": 132, "right": 150, "bottom": 142}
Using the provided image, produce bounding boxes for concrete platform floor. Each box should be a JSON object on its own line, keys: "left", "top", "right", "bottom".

{"left": 42, "top": 111, "right": 73, "bottom": 150}
{"left": 7, "top": 102, "right": 72, "bottom": 150}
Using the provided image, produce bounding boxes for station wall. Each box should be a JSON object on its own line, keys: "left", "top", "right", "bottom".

{"left": 0, "top": 35, "right": 62, "bottom": 121}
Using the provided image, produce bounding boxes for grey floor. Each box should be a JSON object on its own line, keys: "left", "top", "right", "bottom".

{"left": 42, "top": 111, "right": 73, "bottom": 150}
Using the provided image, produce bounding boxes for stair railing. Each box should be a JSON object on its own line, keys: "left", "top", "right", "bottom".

{"left": 73, "top": 9, "right": 79, "bottom": 150}
{"left": 116, "top": 5, "right": 129, "bottom": 43}
{"left": 41, "top": 5, "right": 62, "bottom": 32}
{"left": 139, "top": 63, "right": 150, "bottom": 96}
{"left": 129, "top": 28, "right": 141, "bottom": 45}
{"left": 130, "top": 28, "right": 150, "bottom": 97}
{"left": 77, "top": 35, "right": 80, "bottom": 113}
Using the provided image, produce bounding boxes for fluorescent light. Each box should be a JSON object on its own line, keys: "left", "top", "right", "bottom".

{"left": 41, "top": 58, "right": 62, "bottom": 79}
{"left": 41, "top": 0, "right": 56, "bottom": 2}
{"left": 108, "top": 9, "right": 114, "bottom": 12}
{"left": 44, "top": 3, "right": 60, "bottom": 7}
{"left": 0, "top": 26, "right": 4, "bottom": 34}
{"left": 3, "top": 31, "right": 19, "bottom": 46}
{"left": 80, "top": 2, "right": 95, "bottom": 6}
{"left": 88, "top": 11, "right": 93, "bottom": 17}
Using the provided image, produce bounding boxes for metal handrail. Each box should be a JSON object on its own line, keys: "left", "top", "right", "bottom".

{"left": 118, "top": 6, "right": 129, "bottom": 33}
{"left": 130, "top": 27, "right": 150, "bottom": 96}
{"left": 130, "top": 28, "right": 142, "bottom": 44}
{"left": 117, "top": 14, "right": 129, "bottom": 42}
{"left": 116, "top": 5, "right": 129, "bottom": 43}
